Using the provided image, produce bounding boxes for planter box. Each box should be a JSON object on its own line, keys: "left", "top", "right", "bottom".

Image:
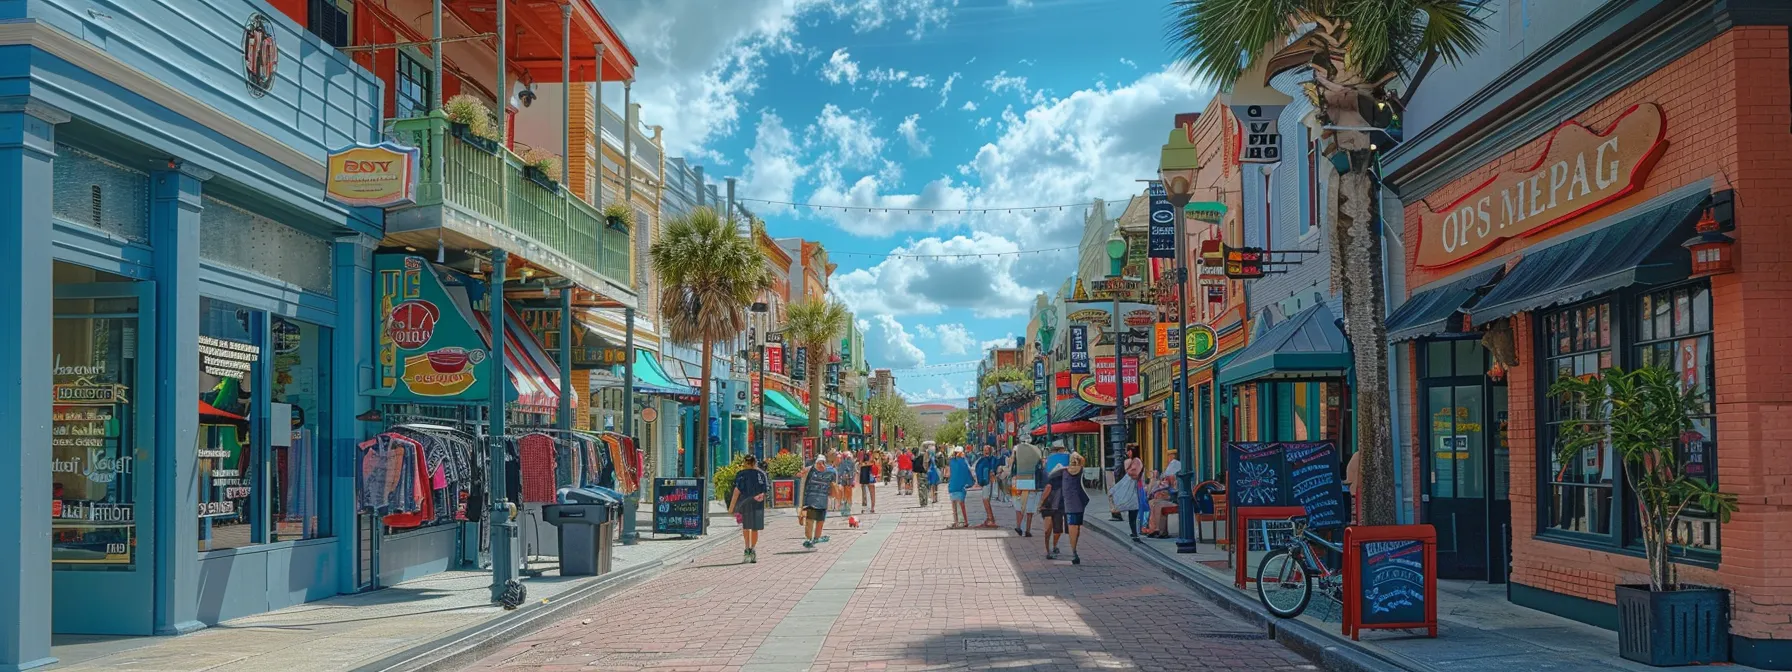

{"left": 449, "top": 122, "right": 501, "bottom": 155}
{"left": 606, "top": 215, "right": 631, "bottom": 234}
{"left": 523, "top": 166, "right": 561, "bottom": 195}
{"left": 1615, "top": 584, "right": 1730, "bottom": 666}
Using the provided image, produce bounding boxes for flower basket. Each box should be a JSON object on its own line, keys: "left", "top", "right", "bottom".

{"left": 522, "top": 165, "right": 561, "bottom": 195}
{"left": 602, "top": 202, "right": 635, "bottom": 234}
{"left": 449, "top": 122, "right": 501, "bottom": 155}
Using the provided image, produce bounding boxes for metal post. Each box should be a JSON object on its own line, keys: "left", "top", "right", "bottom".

{"left": 1172, "top": 196, "right": 1198, "bottom": 553}
{"left": 726, "top": 177, "right": 737, "bottom": 225}
{"left": 559, "top": 4, "right": 571, "bottom": 185}
{"left": 558, "top": 286, "right": 573, "bottom": 432}
{"left": 429, "top": 0, "right": 444, "bottom": 186}
{"left": 620, "top": 307, "right": 639, "bottom": 544}
{"left": 758, "top": 338, "right": 767, "bottom": 460}
{"left": 623, "top": 81, "right": 634, "bottom": 205}
{"left": 1111, "top": 292, "right": 1127, "bottom": 475}
{"left": 495, "top": 0, "right": 506, "bottom": 143}
{"left": 486, "top": 250, "right": 515, "bottom": 601}
{"left": 593, "top": 44, "right": 604, "bottom": 210}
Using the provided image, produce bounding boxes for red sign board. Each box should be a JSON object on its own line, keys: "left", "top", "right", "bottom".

{"left": 1233, "top": 506, "right": 1309, "bottom": 589}
{"left": 767, "top": 344, "right": 784, "bottom": 374}
{"left": 1092, "top": 356, "right": 1140, "bottom": 401}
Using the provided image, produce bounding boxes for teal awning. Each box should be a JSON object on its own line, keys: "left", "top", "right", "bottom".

{"left": 1218, "top": 304, "right": 1350, "bottom": 386}
{"left": 630, "top": 348, "right": 699, "bottom": 398}
{"left": 764, "top": 390, "right": 810, "bottom": 425}
{"left": 1470, "top": 190, "right": 1706, "bottom": 328}
{"left": 842, "top": 412, "right": 864, "bottom": 434}
{"left": 1386, "top": 265, "right": 1503, "bottom": 343}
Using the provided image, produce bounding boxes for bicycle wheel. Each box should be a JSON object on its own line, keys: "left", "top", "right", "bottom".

{"left": 1256, "top": 549, "right": 1313, "bottom": 619}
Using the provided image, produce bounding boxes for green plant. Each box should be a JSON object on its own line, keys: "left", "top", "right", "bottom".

{"left": 519, "top": 148, "right": 560, "bottom": 178}
{"left": 765, "top": 451, "right": 804, "bottom": 479}
{"left": 783, "top": 297, "right": 852, "bottom": 440}
{"left": 712, "top": 454, "right": 751, "bottom": 502}
{"left": 443, "top": 94, "right": 498, "bottom": 140}
{"left": 650, "top": 206, "right": 772, "bottom": 488}
{"left": 934, "top": 409, "right": 969, "bottom": 445}
{"left": 980, "top": 365, "right": 1028, "bottom": 388}
{"left": 602, "top": 202, "right": 636, "bottom": 232}
{"left": 1167, "top": 0, "right": 1489, "bottom": 526}
{"left": 1551, "top": 366, "right": 1738, "bottom": 591}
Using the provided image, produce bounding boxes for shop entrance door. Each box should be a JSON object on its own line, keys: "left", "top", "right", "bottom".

{"left": 50, "top": 273, "right": 157, "bottom": 634}
{"left": 1420, "top": 340, "right": 1510, "bottom": 583}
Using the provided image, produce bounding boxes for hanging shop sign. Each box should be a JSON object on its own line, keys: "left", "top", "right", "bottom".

{"left": 1415, "top": 103, "right": 1666, "bottom": 269}
{"left": 766, "top": 343, "right": 784, "bottom": 374}
{"left": 1223, "top": 246, "right": 1267, "bottom": 279}
{"left": 1080, "top": 356, "right": 1140, "bottom": 406}
{"left": 1067, "top": 308, "right": 1109, "bottom": 328}
{"left": 325, "top": 143, "right": 418, "bottom": 208}
{"left": 792, "top": 347, "right": 808, "bottom": 380}
{"left": 1088, "top": 278, "right": 1147, "bottom": 302}
{"left": 517, "top": 308, "right": 627, "bottom": 369}
{"left": 1068, "top": 325, "right": 1090, "bottom": 374}
{"left": 1187, "top": 201, "right": 1227, "bottom": 225}
{"left": 1032, "top": 359, "right": 1047, "bottom": 394}
{"left": 1186, "top": 324, "right": 1218, "bottom": 363}
{"left": 375, "top": 255, "right": 491, "bottom": 401}
{"left": 1117, "top": 327, "right": 1152, "bottom": 357}
{"left": 242, "top": 13, "right": 278, "bottom": 97}
{"left": 1123, "top": 308, "right": 1156, "bottom": 328}
{"left": 1205, "top": 281, "right": 1227, "bottom": 302}
{"left": 826, "top": 361, "right": 841, "bottom": 392}
{"left": 1147, "top": 181, "right": 1176, "bottom": 259}
{"left": 1232, "top": 104, "right": 1286, "bottom": 163}
{"left": 1154, "top": 322, "right": 1181, "bottom": 357}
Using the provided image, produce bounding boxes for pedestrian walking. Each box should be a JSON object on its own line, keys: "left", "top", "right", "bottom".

{"left": 897, "top": 449, "right": 914, "bottom": 494}
{"left": 1109, "top": 450, "right": 1144, "bottom": 541}
{"left": 1010, "top": 441, "right": 1042, "bottom": 537}
{"left": 860, "top": 450, "right": 877, "bottom": 514}
{"left": 913, "top": 448, "right": 932, "bottom": 507}
{"left": 1041, "top": 453, "right": 1091, "bottom": 565}
{"left": 948, "top": 448, "right": 973, "bottom": 528}
{"left": 974, "top": 445, "right": 1000, "bottom": 528}
{"left": 926, "top": 453, "right": 942, "bottom": 505}
{"left": 728, "top": 454, "right": 768, "bottom": 563}
{"left": 798, "top": 454, "right": 838, "bottom": 549}
{"left": 836, "top": 450, "right": 858, "bottom": 517}
{"left": 1109, "top": 446, "right": 1143, "bottom": 522}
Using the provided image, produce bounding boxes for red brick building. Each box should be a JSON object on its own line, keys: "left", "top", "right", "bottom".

{"left": 1382, "top": 5, "right": 1791, "bottom": 666}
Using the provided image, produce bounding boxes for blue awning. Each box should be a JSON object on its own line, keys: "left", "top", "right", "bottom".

{"left": 1217, "top": 304, "right": 1350, "bottom": 386}
{"left": 1386, "top": 265, "right": 1504, "bottom": 343}
{"left": 1470, "top": 189, "right": 1707, "bottom": 328}
{"left": 630, "top": 348, "right": 699, "bottom": 398}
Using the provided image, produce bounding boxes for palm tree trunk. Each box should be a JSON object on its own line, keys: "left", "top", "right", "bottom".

{"left": 807, "top": 350, "right": 824, "bottom": 453}
{"left": 1332, "top": 125, "right": 1398, "bottom": 527}
{"left": 698, "top": 340, "right": 714, "bottom": 489}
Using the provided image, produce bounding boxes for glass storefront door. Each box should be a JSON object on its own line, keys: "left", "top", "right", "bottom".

{"left": 1420, "top": 339, "right": 1511, "bottom": 583}
{"left": 51, "top": 263, "right": 156, "bottom": 634}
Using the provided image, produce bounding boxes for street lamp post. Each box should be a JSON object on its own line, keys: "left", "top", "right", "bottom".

{"left": 1036, "top": 317, "right": 1057, "bottom": 451}
{"left": 1105, "top": 232, "right": 1129, "bottom": 479}
{"left": 750, "top": 302, "right": 769, "bottom": 460}
{"left": 1161, "top": 172, "right": 1199, "bottom": 554}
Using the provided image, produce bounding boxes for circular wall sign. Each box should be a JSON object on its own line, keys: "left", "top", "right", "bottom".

{"left": 640, "top": 407, "right": 658, "bottom": 423}
{"left": 243, "top": 13, "right": 278, "bottom": 98}
{"left": 1186, "top": 324, "right": 1218, "bottom": 363}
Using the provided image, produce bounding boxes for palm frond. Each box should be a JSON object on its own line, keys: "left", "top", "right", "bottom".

{"left": 1165, "top": 0, "right": 1312, "bottom": 87}
{"left": 648, "top": 206, "right": 771, "bottom": 347}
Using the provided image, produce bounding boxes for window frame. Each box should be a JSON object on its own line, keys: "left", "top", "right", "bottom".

{"left": 306, "top": 0, "right": 354, "bottom": 49}
{"left": 1533, "top": 281, "right": 1720, "bottom": 560}
{"left": 395, "top": 50, "right": 433, "bottom": 120}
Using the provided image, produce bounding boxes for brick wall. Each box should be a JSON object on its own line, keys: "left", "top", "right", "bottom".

{"left": 1401, "top": 27, "right": 1792, "bottom": 639}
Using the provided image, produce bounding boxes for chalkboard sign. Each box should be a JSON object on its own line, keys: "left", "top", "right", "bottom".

{"left": 1225, "top": 442, "right": 1283, "bottom": 507}
{"left": 1360, "top": 540, "right": 1426, "bottom": 625}
{"left": 771, "top": 479, "right": 797, "bottom": 508}
{"left": 1224, "top": 441, "right": 1346, "bottom": 529}
{"left": 1343, "top": 524, "right": 1437, "bottom": 640}
{"left": 1285, "top": 442, "right": 1345, "bottom": 529}
{"left": 652, "top": 477, "right": 706, "bottom": 536}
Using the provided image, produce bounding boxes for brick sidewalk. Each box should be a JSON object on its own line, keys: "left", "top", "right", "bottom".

{"left": 469, "top": 488, "right": 1318, "bottom": 672}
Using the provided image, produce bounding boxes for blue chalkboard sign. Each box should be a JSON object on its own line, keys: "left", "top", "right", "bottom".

{"left": 1225, "top": 441, "right": 1346, "bottom": 529}
{"left": 1359, "top": 539, "right": 1427, "bottom": 626}
{"left": 653, "top": 477, "right": 706, "bottom": 537}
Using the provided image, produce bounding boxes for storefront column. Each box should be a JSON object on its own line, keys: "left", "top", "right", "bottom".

{"left": 331, "top": 235, "right": 376, "bottom": 594}
{"left": 148, "top": 161, "right": 209, "bottom": 636}
{"left": 0, "top": 101, "right": 68, "bottom": 672}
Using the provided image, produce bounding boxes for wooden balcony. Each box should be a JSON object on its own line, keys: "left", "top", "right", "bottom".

{"left": 383, "top": 114, "right": 635, "bottom": 307}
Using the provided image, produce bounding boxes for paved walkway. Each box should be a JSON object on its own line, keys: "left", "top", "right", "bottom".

{"left": 1079, "top": 507, "right": 1763, "bottom": 672}
{"left": 47, "top": 511, "right": 733, "bottom": 672}
{"left": 467, "top": 487, "right": 1319, "bottom": 672}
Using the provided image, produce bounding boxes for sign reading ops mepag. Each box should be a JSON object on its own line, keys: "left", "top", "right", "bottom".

{"left": 1147, "top": 181, "right": 1176, "bottom": 259}
{"left": 1415, "top": 103, "right": 1666, "bottom": 269}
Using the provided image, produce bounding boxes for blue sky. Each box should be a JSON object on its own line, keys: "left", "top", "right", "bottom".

{"left": 596, "top": 0, "right": 1215, "bottom": 404}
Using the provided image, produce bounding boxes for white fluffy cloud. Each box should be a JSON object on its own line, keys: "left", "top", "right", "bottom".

{"left": 980, "top": 334, "right": 1019, "bottom": 350}
{"left": 825, "top": 0, "right": 958, "bottom": 39}
{"left": 833, "top": 233, "right": 1036, "bottom": 318}
{"left": 897, "top": 114, "right": 930, "bottom": 156}
{"left": 821, "top": 47, "right": 861, "bottom": 84}
{"left": 739, "top": 111, "right": 806, "bottom": 214}
{"left": 936, "top": 72, "right": 962, "bottom": 109}
{"left": 859, "top": 315, "right": 927, "bottom": 369}
{"left": 810, "top": 104, "right": 887, "bottom": 173}
{"left": 902, "top": 377, "right": 971, "bottom": 403}
{"left": 909, "top": 74, "right": 934, "bottom": 89}
{"left": 921, "top": 323, "right": 977, "bottom": 355}
{"left": 960, "top": 100, "right": 978, "bottom": 112}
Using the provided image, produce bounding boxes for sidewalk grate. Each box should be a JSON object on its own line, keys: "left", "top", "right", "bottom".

{"left": 963, "top": 637, "right": 1027, "bottom": 653}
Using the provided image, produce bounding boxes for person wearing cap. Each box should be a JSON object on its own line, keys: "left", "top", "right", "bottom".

{"left": 797, "top": 453, "right": 838, "bottom": 549}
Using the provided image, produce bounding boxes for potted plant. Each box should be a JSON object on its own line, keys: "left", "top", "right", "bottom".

{"left": 518, "top": 148, "right": 561, "bottom": 194}
{"left": 765, "top": 450, "right": 803, "bottom": 509}
{"left": 602, "top": 202, "right": 635, "bottom": 233}
{"left": 443, "top": 94, "right": 501, "bottom": 154}
{"left": 1552, "top": 366, "right": 1739, "bottom": 666}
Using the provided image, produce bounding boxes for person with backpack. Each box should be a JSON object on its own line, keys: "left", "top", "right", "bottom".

{"left": 728, "top": 454, "right": 768, "bottom": 563}
{"left": 913, "top": 448, "right": 932, "bottom": 507}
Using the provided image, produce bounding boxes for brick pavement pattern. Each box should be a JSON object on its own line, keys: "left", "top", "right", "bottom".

{"left": 465, "top": 488, "right": 1318, "bottom": 672}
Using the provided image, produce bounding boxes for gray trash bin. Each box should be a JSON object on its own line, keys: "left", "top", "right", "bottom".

{"left": 543, "top": 487, "right": 621, "bottom": 576}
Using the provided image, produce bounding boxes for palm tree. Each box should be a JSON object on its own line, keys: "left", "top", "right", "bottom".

{"left": 650, "top": 206, "right": 770, "bottom": 486}
{"left": 783, "top": 297, "right": 851, "bottom": 443}
{"left": 1168, "top": 0, "right": 1487, "bottom": 526}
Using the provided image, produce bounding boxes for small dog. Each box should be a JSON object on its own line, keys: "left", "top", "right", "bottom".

{"left": 847, "top": 516, "right": 860, "bottom": 529}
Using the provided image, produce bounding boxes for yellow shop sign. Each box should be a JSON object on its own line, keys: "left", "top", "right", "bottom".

{"left": 326, "top": 143, "right": 418, "bottom": 208}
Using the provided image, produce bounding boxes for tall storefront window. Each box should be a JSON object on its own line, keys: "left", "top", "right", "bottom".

{"left": 1633, "top": 284, "right": 1717, "bottom": 551}
{"left": 51, "top": 264, "right": 145, "bottom": 569}
{"left": 272, "top": 317, "right": 331, "bottom": 541}
{"left": 1540, "top": 300, "right": 1615, "bottom": 536}
{"left": 198, "top": 298, "right": 260, "bottom": 550}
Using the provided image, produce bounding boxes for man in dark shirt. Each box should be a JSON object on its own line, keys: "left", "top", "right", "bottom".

{"left": 912, "top": 448, "right": 932, "bottom": 507}
{"left": 799, "top": 454, "right": 838, "bottom": 549}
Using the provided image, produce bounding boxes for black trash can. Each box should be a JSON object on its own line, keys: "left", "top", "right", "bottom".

{"left": 543, "top": 487, "right": 621, "bottom": 576}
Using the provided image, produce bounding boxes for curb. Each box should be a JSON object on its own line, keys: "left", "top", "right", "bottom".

{"left": 355, "top": 528, "right": 738, "bottom": 672}
{"left": 1082, "top": 519, "right": 1421, "bottom": 672}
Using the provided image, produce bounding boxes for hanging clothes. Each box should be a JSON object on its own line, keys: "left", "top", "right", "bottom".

{"left": 517, "top": 433, "right": 559, "bottom": 503}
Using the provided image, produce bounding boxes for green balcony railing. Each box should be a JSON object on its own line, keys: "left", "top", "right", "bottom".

{"left": 385, "top": 114, "right": 633, "bottom": 290}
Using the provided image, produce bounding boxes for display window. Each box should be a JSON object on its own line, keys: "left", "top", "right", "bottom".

{"left": 51, "top": 265, "right": 146, "bottom": 569}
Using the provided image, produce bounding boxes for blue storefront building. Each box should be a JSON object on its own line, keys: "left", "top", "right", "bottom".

{"left": 0, "top": 2, "right": 385, "bottom": 668}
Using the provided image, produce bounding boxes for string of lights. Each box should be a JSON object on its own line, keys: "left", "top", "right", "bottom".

{"left": 825, "top": 245, "right": 1077, "bottom": 260}
{"left": 735, "top": 197, "right": 1136, "bottom": 215}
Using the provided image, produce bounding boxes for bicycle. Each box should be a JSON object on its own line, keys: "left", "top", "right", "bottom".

{"left": 1255, "top": 515, "right": 1345, "bottom": 619}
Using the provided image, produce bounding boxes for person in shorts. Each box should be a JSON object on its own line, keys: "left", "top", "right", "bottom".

{"left": 728, "top": 454, "right": 768, "bottom": 563}
{"left": 913, "top": 448, "right": 932, "bottom": 506}
{"left": 859, "top": 450, "right": 877, "bottom": 513}
{"left": 1009, "top": 441, "right": 1043, "bottom": 537}
{"left": 974, "top": 445, "right": 1000, "bottom": 528}
{"left": 798, "top": 454, "right": 837, "bottom": 549}
{"left": 948, "top": 448, "right": 973, "bottom": 527}
{"left": 897, "top": 449, "right": 914, "bottom": 494}
{"left": 836, "top": 450, "right": 858, "bottom": 516}
{"left": 1040, "top": 453, "right": 1091, "bottom": 564}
